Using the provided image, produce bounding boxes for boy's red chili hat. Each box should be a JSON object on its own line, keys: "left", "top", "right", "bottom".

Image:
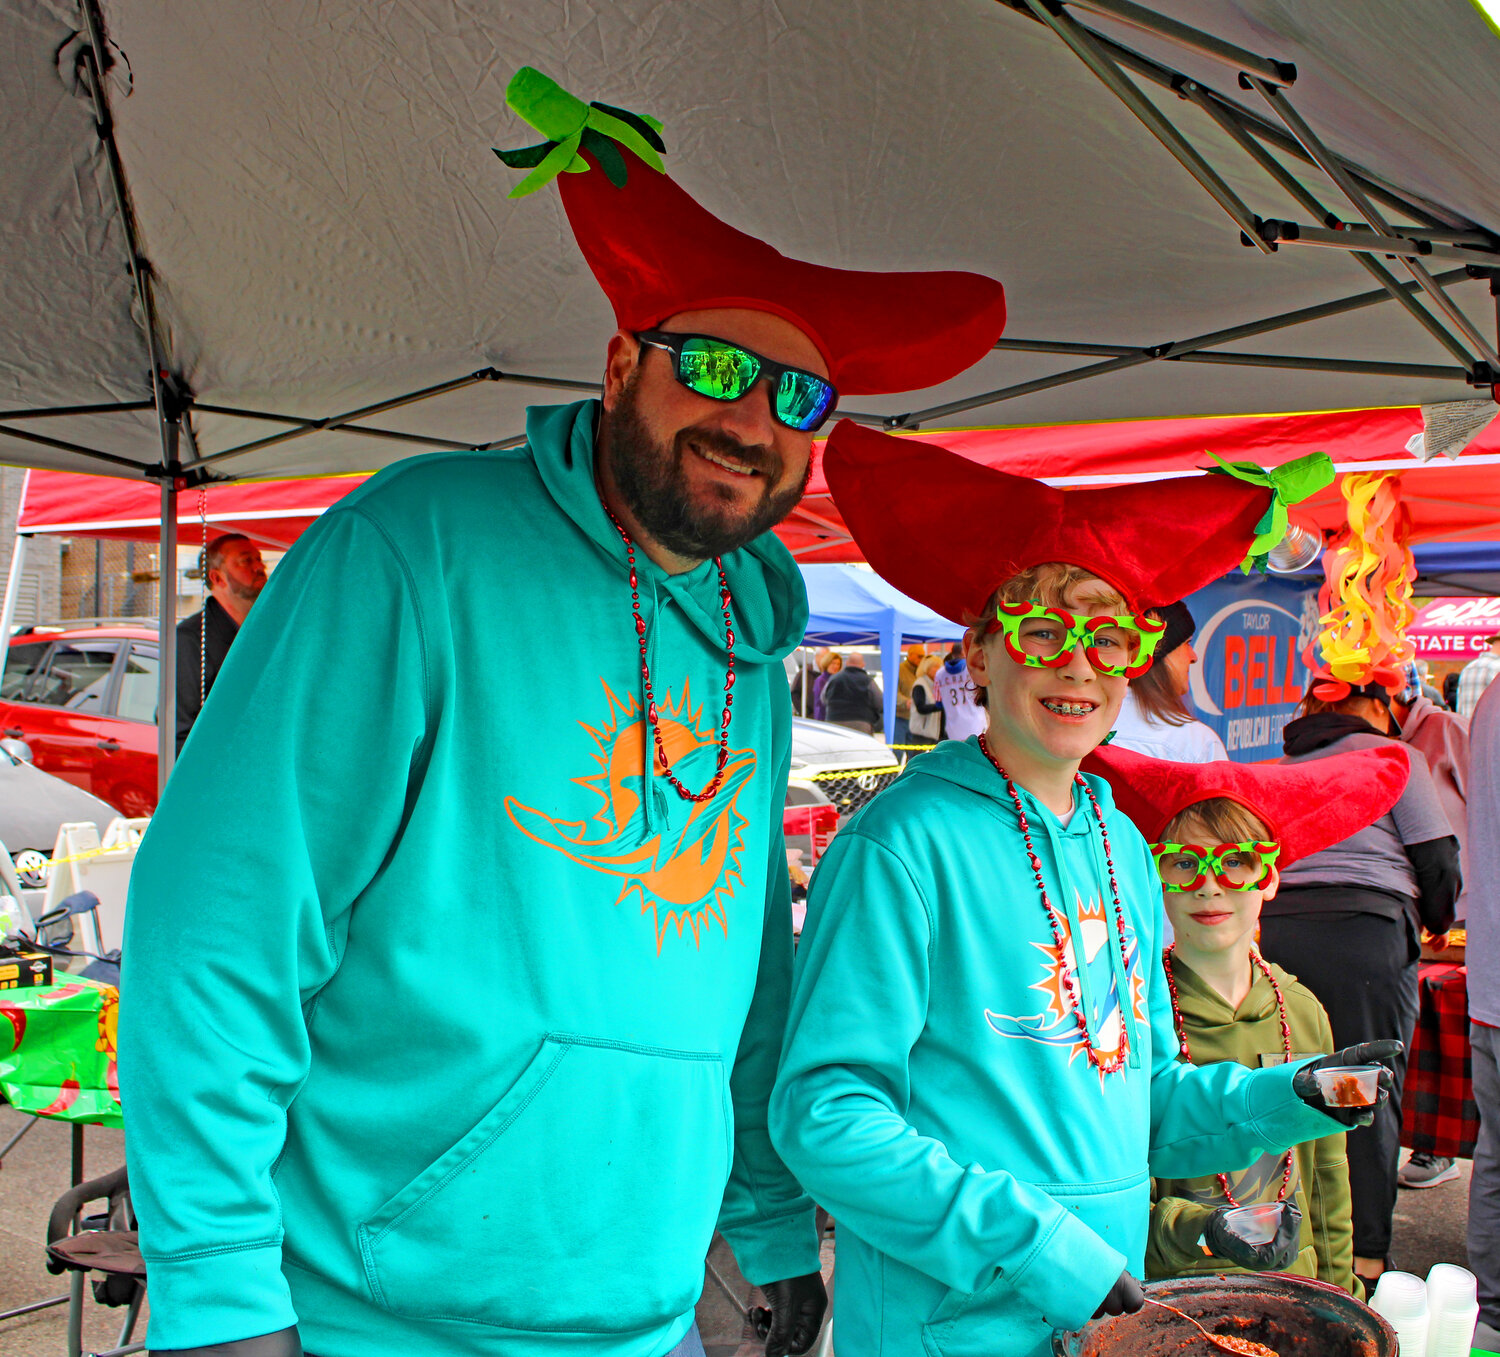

{"left": 821, "top": 421, "right": 1286, "bottom": 622}
{"left": 1081, "top": 742, "right": 1411, "bottom": 867}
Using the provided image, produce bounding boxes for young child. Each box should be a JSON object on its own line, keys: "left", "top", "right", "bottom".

{"left": 1084, "top": 743, "right": 1411, "bottom": 1295}
{"left": 769, "top": 421, "right": 1398, "bottom": 1357}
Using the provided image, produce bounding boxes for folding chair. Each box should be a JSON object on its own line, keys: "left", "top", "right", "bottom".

{"left": 46, "top": 1165, "right": 146, "bottom": 1357}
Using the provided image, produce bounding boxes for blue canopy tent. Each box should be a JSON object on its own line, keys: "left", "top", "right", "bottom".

{"left": 800, "top": 564, "right": 965, "bottom": 744}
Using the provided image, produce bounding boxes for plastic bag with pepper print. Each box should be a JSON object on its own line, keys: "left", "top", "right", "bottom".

{"left": 0, "top": 977, "right": 122, "bottom": 1128}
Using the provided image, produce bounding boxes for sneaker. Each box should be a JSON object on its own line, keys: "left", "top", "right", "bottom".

{"left": 1398, "top": 1152, "right": 1460, "bottom": 1188}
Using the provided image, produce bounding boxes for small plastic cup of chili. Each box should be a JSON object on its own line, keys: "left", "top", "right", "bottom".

{"left": 1313, "top": 1065, "right": 1380, "bottom": 1107}
{"left": 1221, "top": 1203, "right": 1282, "bottom": 1246}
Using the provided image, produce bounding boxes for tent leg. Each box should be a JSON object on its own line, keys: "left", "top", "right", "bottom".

{"left": 0, "top": 534, "right": 29, "bottom": 641}
{"left": 157, "top": 479, "right": 178, "bottom": 793}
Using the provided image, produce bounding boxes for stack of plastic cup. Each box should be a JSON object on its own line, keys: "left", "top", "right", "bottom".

{"left": 1423, "top": 1264, "right": 1479, "bottom": 1356}
{"left": 1369, "top": 1271, "right": 1429, "bottom": 1356}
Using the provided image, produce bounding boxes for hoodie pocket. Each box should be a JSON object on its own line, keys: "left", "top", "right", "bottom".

{"left": 357, "top": 1033, "right": 732, "bottom": 1332}
{"left": 921, "top": 1173, "right": 1150, "bottom": 1357}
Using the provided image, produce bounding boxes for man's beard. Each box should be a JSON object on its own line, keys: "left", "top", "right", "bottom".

{"left": 600, "top": 377, "right": 812, "bottom": 560}
{"left": 227, "top": 578, "right": 263, "bottom": 604}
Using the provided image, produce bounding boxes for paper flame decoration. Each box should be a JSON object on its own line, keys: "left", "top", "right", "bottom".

{"left": 1305, "top": 473, "right": 1416, "bottom": 701}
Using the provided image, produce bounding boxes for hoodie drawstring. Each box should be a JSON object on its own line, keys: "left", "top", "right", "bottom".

{"left": 1084, "top": 815, "right": 1143, "bottom": 1068}
{"left": 641, "top": 575, "right": 669, "bottom": 834}
{"left": 1033, "top": 795, "right": 1143, "bottom": 1070}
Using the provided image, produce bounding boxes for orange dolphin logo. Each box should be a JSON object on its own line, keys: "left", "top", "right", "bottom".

{"left": 505, "top": 681, "right": 755, "bottom": 949}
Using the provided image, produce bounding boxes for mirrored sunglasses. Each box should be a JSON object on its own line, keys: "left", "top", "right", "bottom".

{"left": 985, "top": 601, "right": 1166, "bottom": 678}
{"left": 1150, "top": 840, "right": 1281, "bottom": 892}
{"left": 636, "top": 330, "right": 838, "bottom": 433}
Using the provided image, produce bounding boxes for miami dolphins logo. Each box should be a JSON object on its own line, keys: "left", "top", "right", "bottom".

{"left": 505, "top": 681, "right": 755, "bottom": 950}
{"left": 984, "top": 895, "right": 1147, "bottom": 1079}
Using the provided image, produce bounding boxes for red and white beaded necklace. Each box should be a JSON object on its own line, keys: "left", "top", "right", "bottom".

{"left": 977, "top": 732, "right": 1135, "bottom": 1075}
{"left": 1163, "top": 945, "right": 1294, "bottom": 1204}
{"left": 605, "top": 505, "right": 736, "bottom": 804}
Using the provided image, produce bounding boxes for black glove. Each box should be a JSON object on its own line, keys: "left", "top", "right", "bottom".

{"left": 1292, "top": 1040, "right": 1402, "bottom": 1127}
{"left": 1092, "top": 1268, "right": 1145, "bottom": 1319}
{"left": 154, "top": 1328, "right": 303, "bottom": 1357}
{"left": 751, "top": 1272, "right": 828, "bottom": 1357}
{"left": 1204, "top": 1201, "right": 1303, "bottom": 1271}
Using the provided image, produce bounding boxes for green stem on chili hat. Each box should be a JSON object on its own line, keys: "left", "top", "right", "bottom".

{"left": 1206, "top": 449, "right": 1335, "bottom": 572}
{"left": 494, "top": 66, "right": 666, "bottom": 198}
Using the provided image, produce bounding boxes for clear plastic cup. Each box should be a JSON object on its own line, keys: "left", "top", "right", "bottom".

{"left": 1220, "top": 1202, "right": 1282, "bottom": 1246}
{"left": 1313, "top": 1065, "right": 1380, "bottom": 1107}
{"left": 1370, "top": 1270, "right": 1428, "bottom": 1322}
{"left": 1424, "top": 1263, "right": 1477, "bottom": 1308}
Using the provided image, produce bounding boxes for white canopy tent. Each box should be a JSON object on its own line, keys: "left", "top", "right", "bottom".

{"left": 3, "top": 0, "right": 1499, "bottom": 785}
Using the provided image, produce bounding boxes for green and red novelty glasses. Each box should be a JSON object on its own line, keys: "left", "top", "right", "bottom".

{"left": 986, "top": 600, "right": 1168, "bottom": 679}
{"left": 1150, "top": 841, "right": 1281, "bottom": 892}
{"left": 637, "top": 330, "right": 838, "bottom": 433}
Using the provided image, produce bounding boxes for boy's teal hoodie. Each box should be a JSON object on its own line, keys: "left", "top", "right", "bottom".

{"left": 769, "top": 739, "right": 1342, "bottom": 1357}
{"left": 119, "top": 401, "right": 819, "bottom": 1355}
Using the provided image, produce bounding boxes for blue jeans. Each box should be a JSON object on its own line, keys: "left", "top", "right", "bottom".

{"left": 666, "top": 1324, "right": 706, "bottom": 1357}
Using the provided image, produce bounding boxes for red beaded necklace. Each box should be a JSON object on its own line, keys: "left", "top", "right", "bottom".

{"left": 977, "top": 732, "right": 1135, "bottom": 1074}
{"left": 605, "top": 505, "right": 736, "bottom": 804}
{"left": 1164, "top": 945, "right": 1294, "bottom": 1205}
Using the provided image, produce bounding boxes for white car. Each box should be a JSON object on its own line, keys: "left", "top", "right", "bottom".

{"left": 786, "top": 716, "right": 901, "bottom": 817}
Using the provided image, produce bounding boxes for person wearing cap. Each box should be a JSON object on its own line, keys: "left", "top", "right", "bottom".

{"left": 1260, "top": 675, "right": 1461, "bottom": 1284}
{"left": 894, "top": 643, "right": 925, "bottom": 746}
{"left": 1456, "top": 632, "right": 1500, "bottom": 718}
{"left": 769, "top": 424, "right": 1398, "bottom": 1357}
{"left": 1085, "top": 743, "right": 1412, "bottom": 1296}
{"left": 1107, "top": 600, "right": 1227, "bottom": 763}
{"left": 118, "top": 70, "right": 1009, "bottom": 1357}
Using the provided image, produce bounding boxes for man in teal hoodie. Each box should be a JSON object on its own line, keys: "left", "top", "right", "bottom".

{"left": 770, "top": 424, "right": 1398, "bottom": 1357}
{"left": 118, "top": 73, "right": 1008, "bottom": 1357}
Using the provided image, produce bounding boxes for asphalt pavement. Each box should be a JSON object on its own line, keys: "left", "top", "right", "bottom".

{"left": 0, "top": 1109, "right": 1479, "bottom": 1356}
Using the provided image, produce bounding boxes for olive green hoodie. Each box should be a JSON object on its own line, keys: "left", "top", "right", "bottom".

{"left": 1147, "top": 955, "right": 1360, "bottom": 1295}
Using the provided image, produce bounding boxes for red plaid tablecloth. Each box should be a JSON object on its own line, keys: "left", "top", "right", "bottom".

{"left": 1401, "top": 961, "right": 1478, "bottom": 1159}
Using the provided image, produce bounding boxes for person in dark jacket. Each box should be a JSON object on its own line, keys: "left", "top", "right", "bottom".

{"left": 1259, "top": 677, "right": 1461, "bottom": 1286}
{"left": 175, "top": 534, "right": 267, "bottom": 752}
{"left": 820, "top": 650, "right": 883, "bottom": 734}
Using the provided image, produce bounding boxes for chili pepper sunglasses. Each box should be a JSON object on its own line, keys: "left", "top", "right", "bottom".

{"left": 985, "top": 600, "right": 1167, "bottom": 679}
{"left": 635, "top": 330, "right": 839, "bottom": 433}
{"left": 1150, "top": 840, "right": 1282, "bottom": 892}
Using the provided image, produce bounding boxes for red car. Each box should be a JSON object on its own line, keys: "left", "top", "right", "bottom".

{"left": 0, "top": 622, "right": 161, "bottom": 817}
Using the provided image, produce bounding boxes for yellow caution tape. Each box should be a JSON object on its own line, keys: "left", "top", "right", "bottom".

{"left": 800, "top": 765, "right": 902, "bottom": 782}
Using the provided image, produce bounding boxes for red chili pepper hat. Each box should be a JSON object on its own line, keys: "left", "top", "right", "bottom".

{"left": 1081, "top": 742, "right": 1411, "bottom": 867}
{"left": 822, "top": 421, "right": 1291, "bottom": 621}
{"left": 556, "top": 151, "right": 1007, "bottom": 395}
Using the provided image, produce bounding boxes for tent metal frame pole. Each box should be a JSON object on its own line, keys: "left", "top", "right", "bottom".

{"left": 157, "top": 476, "right": 178, "bottom": 790}
{"left": 0, "top": 401, "right": 155, "bottom": 420}
{"left": 1254, "top": 221, "right": 1500, "bottom": 268}
{"left": 1067, "top": 14, "right": 1457, "bottom": 230}
{"left": 1066, "top": 0, "right": 1295, "bottom": 83}
{"left": 884, "top": 266, "right": 1475, "bottom": 427}
{"left": 1245, "top": 77, "right": 1500, "bottom": 371}
{"left": 184, "top": 369, "right": 600, "bottom": 471}
{"left": 0, "top": 422, "right": 152, "bottom": 471}
{"left": 992, "top": 340, "right": 1461, "bottom": 380}
{"left": 78, "top": 0, "right": 190, "bottom": 786}
{"left": 1176, "top": 82, "right": 1482, "bottom": 369}
{"left": 1020, "top": 0, "right": 1273, "bottom": 252}
{"left": 0, "top": 535, "right": 30, "bottom": 645}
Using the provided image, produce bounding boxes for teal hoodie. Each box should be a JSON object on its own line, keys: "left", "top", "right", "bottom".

{"left": 769, "top": 738, "right": 1343, "bottom": 1357}
{"left": 119, "top": 400, "right": 818, "bottom": 1355}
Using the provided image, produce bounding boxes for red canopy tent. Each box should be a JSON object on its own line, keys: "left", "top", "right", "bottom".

{"left": 784, "top": 404, "right": 1500, "bottom": 560}
{"left": 14, "top": 402, "right": 1500, "bottom": 564}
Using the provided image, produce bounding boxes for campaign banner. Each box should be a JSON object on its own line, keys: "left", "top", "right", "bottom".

{"left": 1185, "top": 573, "right": 1322, "bottom": 763}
